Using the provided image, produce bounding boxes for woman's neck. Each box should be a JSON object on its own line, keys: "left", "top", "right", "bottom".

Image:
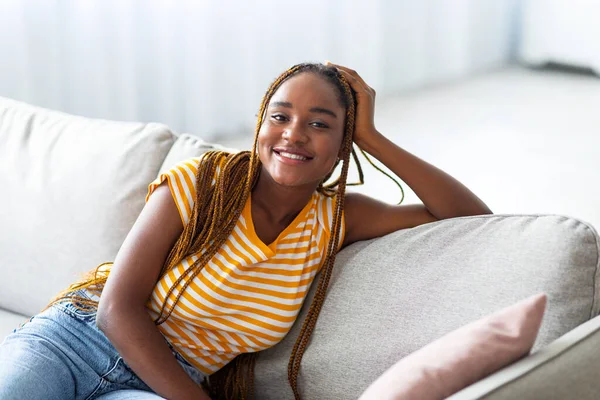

{"left": 251, "top": 170, "right": 316, "bottom": 226}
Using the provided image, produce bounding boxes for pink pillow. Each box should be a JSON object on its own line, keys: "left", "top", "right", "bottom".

{"left": 359, "top": 293, "right": 547, "bottom": 400}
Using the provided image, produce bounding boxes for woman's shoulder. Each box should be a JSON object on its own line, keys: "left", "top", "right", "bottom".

{"left": 314, "top": 191, "right": 345, "bottom": 235}
{"left": 161, "top": 151, "right": 233, "bottom": 182}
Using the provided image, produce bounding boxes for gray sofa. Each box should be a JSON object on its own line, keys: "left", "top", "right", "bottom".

{"left": 1, "top": 96, "right": 599, "bottom": 399}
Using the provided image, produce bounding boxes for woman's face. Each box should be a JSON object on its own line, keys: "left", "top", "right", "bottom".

{"left": 257, "top": 72, "right": 345, "bottom": 190}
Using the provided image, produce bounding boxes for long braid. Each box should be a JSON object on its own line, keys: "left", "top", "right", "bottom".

{"left": 47, "top": 63, "right": 400, "bottom": 400}
{"left": 209, "top": 68, "right": 357, "bottom": 400}
{"left": 154, "top": 150, "right": 253, "bottom": 324}
{"left": 286, "top": 74, "right": 356, "bottom": 398}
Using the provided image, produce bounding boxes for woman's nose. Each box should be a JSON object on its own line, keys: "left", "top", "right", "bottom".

{"left": 283, "top": 123, "right": 308, "bottom": 143}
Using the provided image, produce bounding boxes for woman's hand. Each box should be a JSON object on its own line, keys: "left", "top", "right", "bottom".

{"left": 325, "top": 61, "right": 382, "bottom": 152}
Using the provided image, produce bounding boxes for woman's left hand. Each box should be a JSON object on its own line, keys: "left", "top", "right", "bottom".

{"left": 326, "top": 61, "right": 381, "bottom": 150}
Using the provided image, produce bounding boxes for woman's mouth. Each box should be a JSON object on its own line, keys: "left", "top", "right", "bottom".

{"left": 276, "top": 150, "right": 308, "bottom": 161}
{"left": 272, "top": 148, "right": 313, "bottom": 164}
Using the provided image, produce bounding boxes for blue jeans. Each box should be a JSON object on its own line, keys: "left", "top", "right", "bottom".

{"left": 0, "top": 293, "right": 206, "bottom": 399}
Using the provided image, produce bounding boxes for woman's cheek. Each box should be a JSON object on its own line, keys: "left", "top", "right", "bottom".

{"left": 324, "top": 152, "right": 339, "bottom": 174}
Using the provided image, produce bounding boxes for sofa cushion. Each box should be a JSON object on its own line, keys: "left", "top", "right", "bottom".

{"left": 448, "top": 313, "right": 600, "bottom": 400}
{"left": 0, "top": 96, "right": 176, "bottom": 316}
{"left": 254, "top": 214, "right": 600, "bottom": 400}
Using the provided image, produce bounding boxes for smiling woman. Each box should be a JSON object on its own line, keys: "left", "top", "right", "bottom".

{"left": 0, "top": 62, "right": 491, "bottom": 400}
{"left": 257, "top": 72, "right": 345, "bottom": 191}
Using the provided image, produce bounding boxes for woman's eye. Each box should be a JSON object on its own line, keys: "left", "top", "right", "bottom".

{"left": 271, "top": 114, "right": 287, "bottom": 122}
{"left": 311, "top": 122, "right": 329, "bottom": 129}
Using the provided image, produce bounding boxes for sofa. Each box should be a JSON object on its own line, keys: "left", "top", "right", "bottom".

{"left": 1, "top": 95, "right": 599, "bottom": 399}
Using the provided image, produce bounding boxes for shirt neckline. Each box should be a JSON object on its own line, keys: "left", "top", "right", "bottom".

{"left": 243, "top": 192, "right": 315, "bottom": 256}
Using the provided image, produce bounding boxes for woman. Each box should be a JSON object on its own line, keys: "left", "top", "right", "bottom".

{"left": 0, "top": 62, "right": 491, "bottom": 400}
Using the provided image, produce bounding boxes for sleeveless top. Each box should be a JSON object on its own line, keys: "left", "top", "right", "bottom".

{"left": 144, "top": 156, "right": 345, "bottom": 374}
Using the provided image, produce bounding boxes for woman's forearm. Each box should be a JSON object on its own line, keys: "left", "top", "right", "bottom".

{"left": 97, "top": 304, "right": 210, "bottom": 400}
{"left": 358, "top": 130, "right": 492, "bottom": 219}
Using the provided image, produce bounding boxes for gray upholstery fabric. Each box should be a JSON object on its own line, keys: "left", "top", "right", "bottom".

{"left": 254, "top": 214, "right": 600, "bottom": 400}
{"left": 448, "top": 313, "right": 600, "bottom": 399}
{"left": 0, "top": 97, "right": 176, "bottom": 316}
{"left": 0, "top": 309, "right": 27, "bottom": 340}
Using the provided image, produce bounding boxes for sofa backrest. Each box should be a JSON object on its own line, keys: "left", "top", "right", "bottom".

{"left": 254, "top": 214, "right": 600, "bottom": 399}
{"left": 0, "top": 97, "right": 176, "bottom": 316}
{"left": 158, "top": 132, "right": 238, "bottom": 175}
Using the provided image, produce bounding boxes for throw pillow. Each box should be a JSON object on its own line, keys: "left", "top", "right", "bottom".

{"left": 359, "top": 293, "right": 547, "bottom": 400}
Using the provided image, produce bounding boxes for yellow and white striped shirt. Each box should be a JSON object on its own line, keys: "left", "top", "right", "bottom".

{"left": 144, "top": 156, "right": 345, "bottom": 374}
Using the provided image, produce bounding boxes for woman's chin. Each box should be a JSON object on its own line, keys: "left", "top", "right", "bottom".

{"left": 261, "top": 166, "right": 320, "bottom": 190}
{"left": 273, "top": 178, "right": 307, "bottom": 188}
{"left": 271, "top": 175, "right": 316, "bottom": 189}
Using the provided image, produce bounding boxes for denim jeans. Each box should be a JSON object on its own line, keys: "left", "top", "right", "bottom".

{"left": 0, "top": 292, "right": 206, "bottom": 400}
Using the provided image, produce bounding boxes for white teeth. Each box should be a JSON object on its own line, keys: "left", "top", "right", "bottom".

{"left": 278, "top": 151, "right": 308, "bottom": 161}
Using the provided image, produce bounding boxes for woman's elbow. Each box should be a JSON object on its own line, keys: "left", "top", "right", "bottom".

{"left": 466, "top": 200, "right": 493, "bottom": 216}
{"left": 467, "top": 207, "right": 493, "bottom": 217}
{"left": 96, "top": 296, "right": 131, "bottom": 334}
{"left": 97, "top": 294, "right": 149, "bottom": 335}
{"left": 479, "top": 205, "right": 493, "bottom": 215}
{"left": 96, "top": 297, "right": 116, "bottom": 334}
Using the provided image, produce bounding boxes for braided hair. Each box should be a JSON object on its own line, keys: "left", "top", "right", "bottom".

{"left": 206, "top": 63, "right": 358, "bottom": 400}
{"left": 50, "top": 62, "right": 362, "bottom": 400}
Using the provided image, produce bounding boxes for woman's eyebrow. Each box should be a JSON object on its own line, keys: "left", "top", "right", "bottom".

{"left": 269, "top": 101, "right": 337, "bottom": 119}
{"left": 270, "top": 101, "right": 292, "bottom": 109}
{"left": 309, "top": 107, "right": 337, "bottom": 119}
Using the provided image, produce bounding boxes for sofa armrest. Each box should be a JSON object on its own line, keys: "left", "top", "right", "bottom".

{"left": 448, "top": 313, "right": 600, "bottom": 400}
{"left": 254, "top": 214, "right": 600, "bottom": 400}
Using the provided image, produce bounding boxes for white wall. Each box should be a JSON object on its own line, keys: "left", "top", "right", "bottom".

{"left": 0, "top": 0, "right": 521, "bottom": 139}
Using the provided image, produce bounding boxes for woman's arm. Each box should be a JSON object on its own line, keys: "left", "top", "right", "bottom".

{"left": 327, "top": 62, "right": 492, "bottom": 246}
{"left": 354, "top": 131, "right": 492, "bottom": 219}
{"left": 96, "top": 182, "right": 210, "bottom": 400}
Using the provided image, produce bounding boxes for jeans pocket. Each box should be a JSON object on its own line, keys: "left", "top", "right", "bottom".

{"left": 100, "top": 356, "right": 153, "bottom": 392}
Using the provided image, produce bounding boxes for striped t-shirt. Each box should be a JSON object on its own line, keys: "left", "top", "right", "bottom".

{"left": 144, "top": 156, "right": 345, "bottom": 374}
